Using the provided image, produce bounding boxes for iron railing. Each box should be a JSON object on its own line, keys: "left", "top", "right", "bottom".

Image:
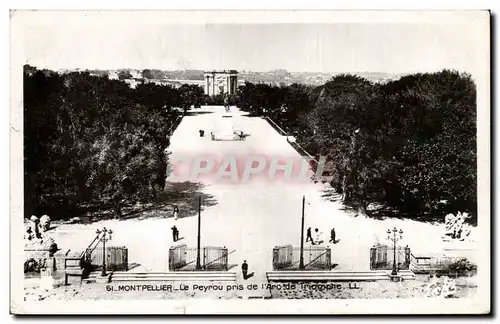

{"left": 409, "top": 253, "right": 466, "bottom": 274}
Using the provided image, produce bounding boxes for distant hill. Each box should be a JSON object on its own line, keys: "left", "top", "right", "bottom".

{"left": 163, "top": 70, "right": 205, "bottom": 80}
{"left": 238, "top": 70, "right": 400, "bottom": 86}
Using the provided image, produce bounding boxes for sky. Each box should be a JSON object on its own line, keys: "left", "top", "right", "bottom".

{"left": 17, "top": 11, "right": 488, "bottom": 75}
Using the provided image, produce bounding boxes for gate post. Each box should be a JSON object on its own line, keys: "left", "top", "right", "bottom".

{"left": 326, "top": 247, "right": 331, "bottom": 270}
{"left": 168, "top": 247, "right": 173, "bottom": 271}
{"left": 223, "top": 247, "right": 228, "bottom": 271}
{"left": 404, "top": 246, "right": 411, "bottom": 269}
{"left": 272, "top": 247, "right": 278, "bottom": 270}
{"left": 370, "top": 247, "right": 376, "bottom": 270}
{"left": 203, "top": 247, "right": 206, "bottom": 270}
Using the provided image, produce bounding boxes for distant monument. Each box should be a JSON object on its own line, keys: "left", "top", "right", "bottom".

{"left": 204, "top": 70, "right": 238, "bottom": 96}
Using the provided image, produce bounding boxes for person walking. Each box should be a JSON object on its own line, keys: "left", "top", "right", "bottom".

{"left": 329, "top": 228, "right": 336, "bottom": 244}
{"left": 241, "top": 260, "right": 248, "bottom": 280}
{"left": 306, "top": 227, "right": 314, "bottom": 243}
{"left": 314, "top": 228, "right": 324, "bottom": 245}
{"left": 173, "top": 206, "right": 179, "bottom": 220}
{"left": 171, "top": 225, "right": 178, "bottom": 242}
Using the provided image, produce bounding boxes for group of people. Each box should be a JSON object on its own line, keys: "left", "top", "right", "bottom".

{"left": 306, "top": 227, "right": 338, "bottom": 245}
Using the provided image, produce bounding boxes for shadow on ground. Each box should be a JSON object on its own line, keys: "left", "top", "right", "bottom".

{"left": 243, "top": 272, "right": 255, "bottom": 280}
{"left": 320, "top": 186, "right": 406, "bottom": 221}
{"left": 184, "top": 110, "right": 214, "bottom": 116}
{"left": 50, "top": 181, "right": 218, "bottom": 225}
{"left": 118, "top": 181, "right": 218, "bottom": 221}
{"left": 128, "top": 263, "right": 141, "bottom": 271}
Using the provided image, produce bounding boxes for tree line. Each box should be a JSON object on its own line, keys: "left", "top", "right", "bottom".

{"left": 235, "top": 71, "right": 477, "bottom": 224}
{"left": 23, "top": 66, "right": 204, "bottom": 220}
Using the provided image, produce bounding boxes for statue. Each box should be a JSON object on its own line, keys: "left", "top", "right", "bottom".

{"left": 24, "top": 215, "right": 58, "bottom": 273}
{"left": 443, "top": 212, "right": 472, "bottom": 241}
{"left": 29, "top": 215, "right": 42, "bottom": 239}
{"left": 39, "top": 215, "right": 51, "bottom": 232}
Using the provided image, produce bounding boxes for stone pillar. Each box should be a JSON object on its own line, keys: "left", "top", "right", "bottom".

{"left": 212, "top": 73, "right": 215, "bottom": 96}
{"left": 229, "top": 76, "right": 234, "bottom": 95}
{"left": 205, "top": 75, "right": 209, "bottom": 95}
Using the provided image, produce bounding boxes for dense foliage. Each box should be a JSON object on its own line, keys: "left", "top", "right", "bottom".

{"left": 24, "top": 66, "right": 203, "bottom": 219}
{"left": 236, "top": 70, "right": 477, "bottom": 223}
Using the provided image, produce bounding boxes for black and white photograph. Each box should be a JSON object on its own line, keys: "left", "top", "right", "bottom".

{"left": 10, "top": 10, "right": 490, "bottom": 314}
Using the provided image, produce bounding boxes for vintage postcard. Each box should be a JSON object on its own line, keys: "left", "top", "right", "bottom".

{"left": 10, "top": 10, "right": 490, "bottom": 314}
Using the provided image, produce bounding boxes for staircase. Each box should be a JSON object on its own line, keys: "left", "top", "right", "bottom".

{"left": 64, "top": 233, "right": 103, "bottom": 285}
{"left": 83, "top": 271, "right": 237, "bottom": 283}
{"left": 266, "top": 270, "right": 415, "bottom": 282}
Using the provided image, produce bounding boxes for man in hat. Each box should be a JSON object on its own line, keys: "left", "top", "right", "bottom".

{"left": 171, "top": 225, "right": 179, "bottom": 242}
{"left": 241, "top": 260, "right": 248, "bottom": 279}
{"left": 306, "top": 227, "right": 314, "bottom": 244}
{"left": 329, "top": 228, "right": 337, "bottom": 244}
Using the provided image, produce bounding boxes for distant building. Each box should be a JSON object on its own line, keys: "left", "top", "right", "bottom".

{"left": 204, "top": 70, "right": 238, "bottom": 96}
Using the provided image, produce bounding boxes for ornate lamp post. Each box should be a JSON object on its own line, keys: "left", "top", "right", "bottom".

{"left": 96, "top": 227, "right": 113, "bottom": 276}
{"left": 299, "top": 195, "right": 305, "bottom": 270}
{"left": 387, "top": 227, "right": 403, "bottom": 276}
{"left": 196, "top": 196, "right": 202, "bottom": 270}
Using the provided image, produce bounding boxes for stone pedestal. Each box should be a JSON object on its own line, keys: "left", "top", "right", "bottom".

{"left": 389, "top": 274, "right": 402, "bottom": 282}
{"left": 39, "top": 267, "right": 56, "bottom": 290}
{"left": 54, "top": 249, "right": 71, "bottom": 271}
{"left": 95, "top": 274, "right": 112, "bottom": 284}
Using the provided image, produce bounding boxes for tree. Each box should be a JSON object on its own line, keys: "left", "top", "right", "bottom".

{"left": 178, "top": 84, "right": 204, "bottom": 112}
{"left": 24, "top": 67, "right": 178, "bottom": 219}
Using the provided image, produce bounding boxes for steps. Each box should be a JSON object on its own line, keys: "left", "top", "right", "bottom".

{"left": 267, "top": 270, "right": 415, "bottom": 282}
{"left": 84, "top": 271, "right": 237, "bottom": 283}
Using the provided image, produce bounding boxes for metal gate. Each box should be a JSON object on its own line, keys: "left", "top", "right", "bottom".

{"left": 85, "top": 246, "right": 128, "bottom": 271}
{"left": 203, "top": 246, "right": 228, "bottom": 270}
{"left": 272, "top": 245, "right": 331, "bottom": 270}
{"left": 273, "top": 245, "right": 294, "bottom": 269}
{"left": 168, "top": 244, "right": 188, "bottom": 270}
{"left": 169, "top": 245, "right": 228, "bottom": 271}
{"left": 370, "top": 245, "right": 410, "bottom": 270}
